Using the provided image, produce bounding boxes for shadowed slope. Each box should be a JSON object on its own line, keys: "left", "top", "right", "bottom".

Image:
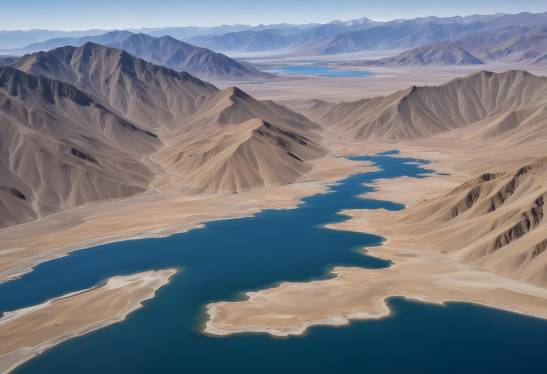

{"left": 400, "top": 157, "right": 547, "bottom": 286}
{"left": 1, "top": 47, "right": 326, "bottom": 226}
{"left": 19, "top": 31, "right": 271, "bottom": 81}
{"left": 0, "top": 67, "right": 161, "bottom": 227}
{"left": 156, "top": 86, "right": 326, "bottom": 192}
{"left": 109, "top": 33, "right": 272, "bottom": 80}
{"left": 158, "top": 118, "right": 324, "bottom": 192}
{"left": 14, "top": 42, "right": 217, "bottom": 131}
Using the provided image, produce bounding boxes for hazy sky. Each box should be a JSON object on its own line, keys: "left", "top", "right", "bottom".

{"left": 2, "top": 0, "right": 546, "bottom": 30}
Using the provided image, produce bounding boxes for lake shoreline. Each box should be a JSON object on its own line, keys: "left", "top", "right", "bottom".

{"left": 0, "top": 155, "right": 376, "bottom": 285}
{"left": 203, "top": 147, "right": 547, "bottom": 337}
{"left": 7, "top": 148, "right": 547, "bottom": 374}
{"left": 0, "top": 269, "right": 178, "bottom": 373}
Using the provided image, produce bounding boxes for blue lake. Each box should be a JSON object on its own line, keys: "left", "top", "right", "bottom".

{"left": 266, "top": 64, "right": 373, "bottom": 77}
{"left": 2, "top": 151, "right": 547, "bottom": 373}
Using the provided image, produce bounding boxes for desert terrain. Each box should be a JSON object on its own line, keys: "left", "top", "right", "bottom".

{"left": 0, "top": 269, "right": 177, "bottom": 373}
{"left": 1, "top": 10, "right": 547, "bottom": 372}
{"left": 205, "top": 68, "right": 547, "bottom": 335}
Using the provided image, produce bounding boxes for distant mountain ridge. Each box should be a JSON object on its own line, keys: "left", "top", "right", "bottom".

{"left": 21, "top": 30, "right": 134, "bottom": 52}
{"left": 14, "top": 42, "right": 218, "bottom": 130}
{"left": 358, "top": 41, "right": 485, "bottom": 66}
{"left": 14, "top": 31, "right": 271, "bottom": 81}
{"left": 109, "top": 33, "right": 271, "bottom": 80}
{"left": 459, "top": 26, "right": 547, "bottom": 63}
{"left": 5, "top": 11, "right": 547, "bottom": 56}
{"left": 188, "top": 12, "right": 547, "bottom": 54}
{"left": 361, "top": 26, "right": 547, "bottom": 66}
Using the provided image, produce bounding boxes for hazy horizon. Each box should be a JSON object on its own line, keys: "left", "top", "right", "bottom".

{"left": 2, "top": 0, "right": 546, "bottom": 31}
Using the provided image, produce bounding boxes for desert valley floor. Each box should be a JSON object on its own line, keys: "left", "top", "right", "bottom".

{"left": 2, "top": 12, "right": 547, "bottom": 373}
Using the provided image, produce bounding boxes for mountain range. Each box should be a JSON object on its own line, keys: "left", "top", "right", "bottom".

{"left": 3, "top": 11, "right": 546, "bottom": 72}
{"left": 361, "top": 26, "right": 547, "bottom": 66}
{"left": 399, "top": 156, "right": 547, "bottom": 286}
{"left": 311, "top": 70, "right": 547, "bottom": 141}
{"left": 299, "top": 69, "right": 547, "bottom": 286}
{"left": 0, "top": 43, "right": 324, "bottom": 227}
{"left": 2, "top": 12, "right": 547, "bottom": 289}
{"left": 186, "top": 12, "right": 547, "bottom": 55}
{"left": 9, "top": 31, "right": 271, "bottom": 81}
{"left": 5, "top": 12, "right": 547, "bottom": 58}
{"left": 0, "top": 23, "right": 320, "bottom": 50}
{"left": 358, "top": 41, "right": 485, "bottom": 66}
{"left": 2, "top": 39, "right": 547, "bottom": 290}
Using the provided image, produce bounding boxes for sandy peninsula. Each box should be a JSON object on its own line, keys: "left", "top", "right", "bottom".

{"left": 0, "top": 269, "right": 177, "bottom": 373}
{"left": 204, "top": 140, "right": 547, "bottom": 336}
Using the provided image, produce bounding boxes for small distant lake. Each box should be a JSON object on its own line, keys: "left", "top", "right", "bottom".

{"left": 266, "top": 64, "right": 374, "bottom": 77}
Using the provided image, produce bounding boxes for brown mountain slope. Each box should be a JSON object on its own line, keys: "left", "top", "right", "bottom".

{"left": 13, "top": 42, "right": 217, "bottom": 131}
{"left": 443, "top": 100, "right": 547, "bottom": 149}
{"left": 18, "top": 30, "right": 271, "bottom": 81}
{"left": 173, "top": 87, "right": 322, "bottom": 133}
{"left": 0, "top": 56, "right": 17, "bottom": 67}
{"left": 109, "top": 33, "right": 272, "bottom": 81}
{"left": 458, "top": 27, "right": 547, "bottom": 63}
{"left": 361, "top": 41, "right": 484, "bottom": 66}
{"left": 158, "top": 118, "right": 325, "bottom": 193}
{"left": 0, "top": 67, "right": 161, "bottom": 227}
{"left": 155, "top": 87, "right": 326, "bottom": 192}
{"left": 318, "top": 70, "right": 547, "bottom": 141}
{"left": 1, "top": 47, "right": 325, "bottom": 226}
{"left": 398, "top": 157, "right": 547, "bottom": 286}
{"left": 360, "top": 27, "right": 547, "bottom": 66}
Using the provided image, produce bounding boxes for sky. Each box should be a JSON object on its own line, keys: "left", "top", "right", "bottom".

{"left": 1, "top": 0, "right": 546, "bottom": 30}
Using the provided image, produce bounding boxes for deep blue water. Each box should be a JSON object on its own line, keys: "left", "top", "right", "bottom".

{"left": 266, "top": 64, "right": 373, "bottom": 77}
{"left": 2, "top": 152, "right": 546, "bottom": 373}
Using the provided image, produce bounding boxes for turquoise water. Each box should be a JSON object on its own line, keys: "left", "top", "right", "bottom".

{"left": 266, "top": 64, "right": 373, "bottom": 77}
{"left": 1, "top": 152, "right": 546, "bottom": 373}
